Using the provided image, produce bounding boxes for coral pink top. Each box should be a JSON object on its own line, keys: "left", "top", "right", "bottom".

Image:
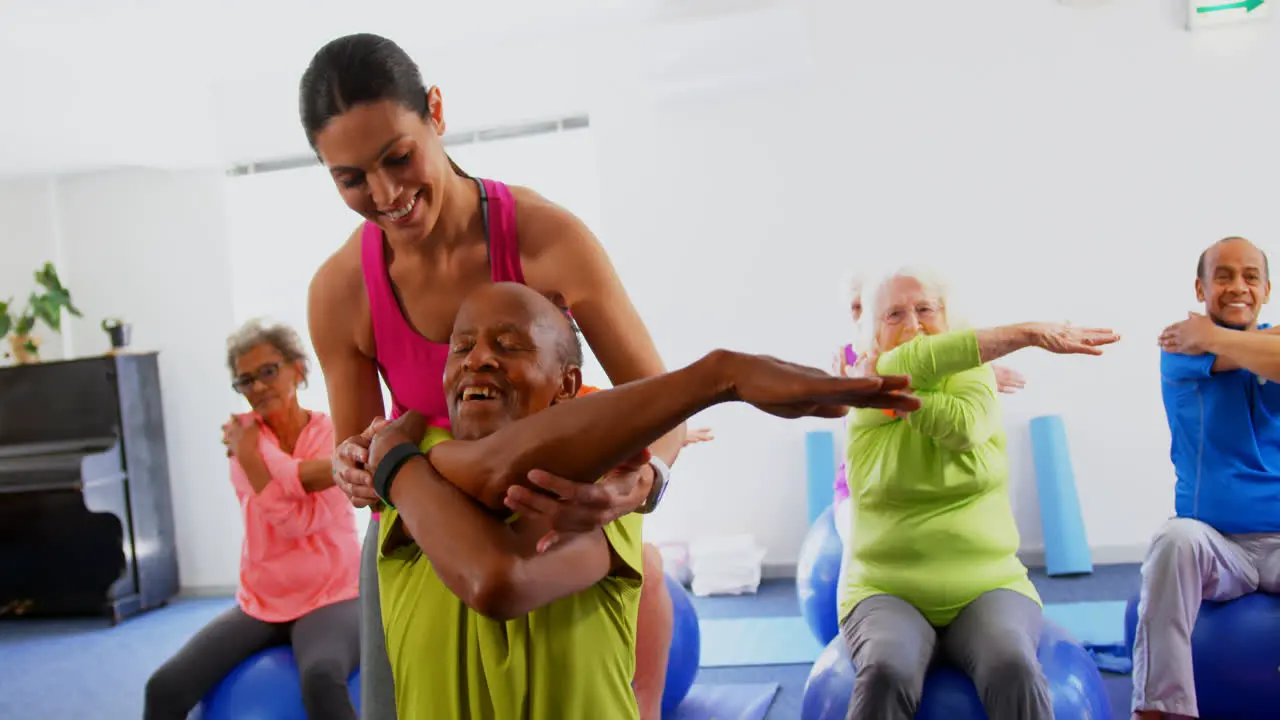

{"left": 231, "top": 411, "right": 360, "bottom": 622}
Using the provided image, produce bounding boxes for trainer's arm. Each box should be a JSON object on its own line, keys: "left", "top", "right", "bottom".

{"left": 305, "top": 236, "right": 386, "bottom": 493}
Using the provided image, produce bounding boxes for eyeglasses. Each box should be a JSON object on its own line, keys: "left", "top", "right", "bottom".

{"left": 881, "top": 302, "right": 943, "bottom": 326}
{"left": 232, "top": 362, "right": 282, "bottom": 394}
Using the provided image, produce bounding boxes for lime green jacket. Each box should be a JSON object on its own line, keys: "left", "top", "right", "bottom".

{"left": 837, "top": 330, "right": 1039, "bottom": 626}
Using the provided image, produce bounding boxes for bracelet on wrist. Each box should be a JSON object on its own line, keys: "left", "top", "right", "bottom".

{"left": 372, "top": 442, "right": 424, "bottom": 510}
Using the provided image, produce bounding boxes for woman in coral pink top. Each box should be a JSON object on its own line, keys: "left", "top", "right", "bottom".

{"left": 143, "top": 320, "right": 360, "bottom": 720}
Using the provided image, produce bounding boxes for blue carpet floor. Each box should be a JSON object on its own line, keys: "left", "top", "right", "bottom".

{"left": 0, "top": 564, "right": 1142, "bottom": 719}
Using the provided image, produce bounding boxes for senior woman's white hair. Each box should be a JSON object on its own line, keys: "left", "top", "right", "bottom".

{"left": 854, "top": 265, "right": 967, "bottom": 355}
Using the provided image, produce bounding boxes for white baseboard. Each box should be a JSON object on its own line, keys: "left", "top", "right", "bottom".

{"left": 762, "top": 562, "right": 798, "bottom": 580}
{"left": 764, "top": 544, "right": 1148, "bottom": 583}
{"left": 177, "top": 585, "right": 236, "bottom": 598}
{"left": 1017, "top": 543, "right": 1148, "bottom": 569}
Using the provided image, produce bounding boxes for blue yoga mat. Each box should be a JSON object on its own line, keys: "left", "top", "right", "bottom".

{"left": 666, "top": 683, "right": 780, "bottom": 720}
{"left": 805, "top": 431, "right": 836, "bottom": 527}
{"left": 1043, "top": 601, "right": 1127, "bottom": 646}
{"left": 1042, "top": 600, "right": 1132, "bottom": 674}
{"left": 1029, "top": 415, "right": 1093, "bottom": 576}
{"left": 700, "top": 616, "right": 824, "bottom": 667}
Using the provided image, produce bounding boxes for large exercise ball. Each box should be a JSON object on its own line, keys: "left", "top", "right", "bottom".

{"left": 1125, "top": 590, "right": 1280, "bottom": 719}
{"left": 801, "top": 617, "right": 1110, "bottom": 720}
{"left": 196, "top": 646, "right": 360, "bottom": 720}
{"left": 662, "top": 572, "right": 701, "bottom": 715}
{"left": 796, "top": 505, "right": 843, "bottom": 646}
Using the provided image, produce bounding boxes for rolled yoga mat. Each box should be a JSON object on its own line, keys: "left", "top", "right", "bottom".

{"left": 805, "top": 431, "right": 836, "bottom": 527}
{"left": 1029, "top": 415, "right": 1093, "bottom": 576}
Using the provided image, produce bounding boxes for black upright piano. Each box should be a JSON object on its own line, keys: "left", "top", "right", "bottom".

{"left": 0, "top": 352, "right": 180, "bottom": 624}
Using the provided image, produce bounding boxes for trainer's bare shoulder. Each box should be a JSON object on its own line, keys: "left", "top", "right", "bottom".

{"left": 309, "top": 225, "right": 375, "bottom": 359}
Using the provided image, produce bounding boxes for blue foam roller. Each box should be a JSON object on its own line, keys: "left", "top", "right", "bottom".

{"left": 1029, "top": 415, "right": 1093, "bottom": 577}
{"left": 805, "top": 431, "right": 836, "bottom": 527}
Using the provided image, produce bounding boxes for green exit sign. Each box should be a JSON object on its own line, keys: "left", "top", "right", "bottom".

{"left": 1188, "top": 0, "right": 1270, "bottom": 29}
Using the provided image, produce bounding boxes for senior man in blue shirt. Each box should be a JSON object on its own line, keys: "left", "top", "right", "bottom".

{"left": 1133, "top": 235, "right": 1280, "bottom": 720}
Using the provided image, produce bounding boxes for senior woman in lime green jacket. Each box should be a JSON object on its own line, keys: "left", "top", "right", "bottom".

{"left": 838, "top": 267, "right": 1120, "bottom": 720}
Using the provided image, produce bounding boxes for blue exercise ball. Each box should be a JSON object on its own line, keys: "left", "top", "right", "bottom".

{"left": 197, "top": 646, "right": 360, "bottom": 720}
{"left": 1124, "top": 590, "right": 1280, "bottom": 719}
{"left": 662, "top": 572, "right": 701, "bottom": 715}
{"left": 796, "top": 505, "right": 843, "bottom": 646}
{"left": 801, "top": 616, "right": 1110, "bottom": 719}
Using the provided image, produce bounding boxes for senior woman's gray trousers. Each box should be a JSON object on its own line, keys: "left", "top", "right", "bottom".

{"left": 360, "top": 515, "right": 398, "bottom": 719}
{"left": 1131, "top": 517, "right": 1280, "bottom": 717}
{"left": 840, "top": 589, "right": 1052, "bottom": 720}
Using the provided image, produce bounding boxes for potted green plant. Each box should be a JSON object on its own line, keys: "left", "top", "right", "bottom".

{"left": 1, "top": 262, "right": 82, "bottom": 364}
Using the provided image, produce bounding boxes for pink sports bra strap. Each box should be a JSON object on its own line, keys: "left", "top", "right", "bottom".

{"left": 482, "top": 178, "right": 525, "bottom": 284}
{"left": 359, "top": 219, "right": 395, "bottom": 362}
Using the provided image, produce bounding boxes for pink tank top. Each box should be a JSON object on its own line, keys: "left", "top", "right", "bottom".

{"left": 361, "top": 177, "right": 526, "bottom": 429}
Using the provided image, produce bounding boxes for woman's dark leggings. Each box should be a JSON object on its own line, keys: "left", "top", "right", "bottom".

{"left": 143, "top": 598, "right": 359, "bottom": 720}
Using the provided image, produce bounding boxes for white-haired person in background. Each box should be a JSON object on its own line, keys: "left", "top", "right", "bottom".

{"left": 827, "top": 273, "right": 1027, "bottom": 550}
{"left": 836, "top": 265, "right": 1120, "bottom": 719}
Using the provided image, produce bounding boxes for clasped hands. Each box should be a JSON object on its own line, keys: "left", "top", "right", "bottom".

{"left": 221, "top": 414, "right": 259, "bottom": 459}
{"left": 334, "top": 412, "right": 653, "bottom": 553}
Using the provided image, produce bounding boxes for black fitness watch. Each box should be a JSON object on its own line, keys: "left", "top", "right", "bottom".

{"left": 372, "top": 442, "right": 423, "bottom": 510}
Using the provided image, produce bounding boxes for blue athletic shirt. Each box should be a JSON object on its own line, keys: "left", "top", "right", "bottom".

{"left": 1160, "top": 323, "right": 1280, "bottom": 534}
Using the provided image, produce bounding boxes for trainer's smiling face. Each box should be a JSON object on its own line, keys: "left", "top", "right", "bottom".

{"left": 312, "top": 91, "right": 452, "bottom": 242}
{"left": 443, "top": 284, "right": 581, "bottom": 441}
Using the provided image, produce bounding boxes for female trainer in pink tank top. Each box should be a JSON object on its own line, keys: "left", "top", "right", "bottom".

{"left": 299, "top": 33, "right": 684, "bottom": 720}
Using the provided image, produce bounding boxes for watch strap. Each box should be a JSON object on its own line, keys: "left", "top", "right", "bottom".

{"left": 372, "top": 442, "right": 423, "bottom": 510}
{"left": 636, "top": 456, "right": 671, "bottom": 514}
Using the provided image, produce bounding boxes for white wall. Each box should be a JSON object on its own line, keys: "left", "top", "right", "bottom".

{"left": 56, "top": 169, "right": 240, "bottom": 589}
{"left": 592, "top": 71, "right": 843, "bottom": 564}
{"left": 0, "top": 178, "right": 68, "bottom": 362}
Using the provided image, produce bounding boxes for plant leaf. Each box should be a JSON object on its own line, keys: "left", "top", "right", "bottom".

{"left": 44, "top": 288, "right": 79, "bottom": 318}
{"left": 0, "top": 313, "right": 10, "bottom": 338}
{"left": 32, "top": 296, "right": 61, "bottom": 332}
{"left": 15, "top": 314, "right": 34, "bottom": 335}
{"left": 34, "top": 262, "right": 64, "bottom": 293}
{"left": 22, "top": 338, "right": 37, "bottom": 355}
